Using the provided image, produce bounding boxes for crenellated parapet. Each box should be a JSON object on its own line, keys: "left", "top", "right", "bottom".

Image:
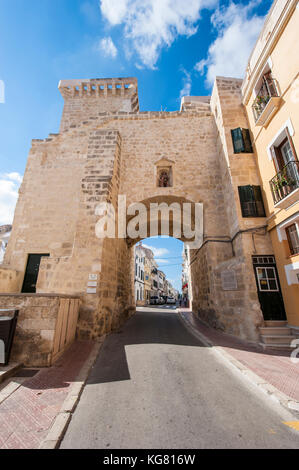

{"left": 58, "top": 77, "right": 139, "bottom": 132}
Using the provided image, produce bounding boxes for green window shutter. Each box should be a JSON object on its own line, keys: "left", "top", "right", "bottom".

{"left": 231, "top": 128, "right": 244, "bottom": 153}
{"left": 238, "top": 185, "right": 254, "bottom": 217}
{"left": 231, "top": 128, "right": 253, "bottom": 153}
{"left": 242, "top": 129, "right": 253, "bottom": 153}
{"left": 238, "top": 185, "right": 266, "bottom": 217}
{"left": 252, "top": 185, "right": 266, "bottom": 217}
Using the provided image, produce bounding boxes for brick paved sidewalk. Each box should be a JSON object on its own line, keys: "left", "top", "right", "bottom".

{"left": 0, "top": 341, "right": 96, "bottom": 449}
{"left": 179, "top": 309, "right": 299, "bottom": 402}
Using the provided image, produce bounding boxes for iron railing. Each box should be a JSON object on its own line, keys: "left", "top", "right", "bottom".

{"left": 270, "top": 161, "right": 299, "bottom": 204}
{"left": 252, "top": 76, "right": 279, "bottom": 122}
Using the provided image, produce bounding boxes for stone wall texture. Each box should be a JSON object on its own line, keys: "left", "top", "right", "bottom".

{"left": 0, "top": 294, "right": 80, "bottom": 366}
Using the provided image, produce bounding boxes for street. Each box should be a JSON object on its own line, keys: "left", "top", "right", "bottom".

{"left": 60, "top": 307, "right": 299, "bottom": 449}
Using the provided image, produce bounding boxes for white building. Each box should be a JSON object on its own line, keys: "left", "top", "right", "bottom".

{"left": 182, "top": 244, "right": 191, "bottom": 304}
{"left": 0, "top": 225, "right": 12, "bottom": 264}
{"left": 134, "top": 243, "right": 145, "bottom": 303}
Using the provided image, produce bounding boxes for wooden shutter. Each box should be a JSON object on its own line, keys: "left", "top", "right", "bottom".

{"left": 252, "top": 186, "right": 266, "bottom": 217}
{"left": 231, "top": 128, "right": 244, "bottom": 153}
{"left": 238, "top": 185, "right": 254, "bottom": 217}
{"left": 242, "top": 129, "right": 253, "bottom": 153}
{"left": 238, "top": 185, "right": 265, "bottom": 217}
{"left": 285, "top": 127, "right": 298, "bottom": 161}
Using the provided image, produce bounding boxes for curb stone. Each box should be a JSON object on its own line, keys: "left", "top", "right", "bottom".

{"left": 0, "top": 362, "right": 23, "bottom": 385}
{"left": 178, "top": 310, "right": 299, "bottom": 416}
{"left": 39, "top": 337, "right": 105, "bottom": 449}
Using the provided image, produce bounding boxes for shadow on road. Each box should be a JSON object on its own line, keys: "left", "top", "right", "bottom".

{"left": 87, "top": 309, "right": 205, "bottom": 385}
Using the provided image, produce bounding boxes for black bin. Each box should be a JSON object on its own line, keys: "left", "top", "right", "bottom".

{"left": 0, "top": 310, "right": 19, "bottom": 366}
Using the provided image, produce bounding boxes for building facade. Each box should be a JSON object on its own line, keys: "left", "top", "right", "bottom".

{"left": 241, "top": 0, "right": 299, "bottom": 332}
{"left": 143, "top": 246, "right": 154, "bottom": 304}
{"left": 134, "top": 244, "right": 145, "bottom": 305}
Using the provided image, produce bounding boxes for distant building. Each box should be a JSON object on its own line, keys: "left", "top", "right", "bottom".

{"left": 157, "top": 270, "right": 166, "bottom": 298}
{"left": 134, "top": 244, "right": 145, "bottom": 305}
{"left": 182, "top": 245, "right": 190, "bottom": 305}
{"left": 143, "top": 246, "right": 155, "bottom": 304}
{"left": 0, "top": 225, "right": 12, "bottom": 264}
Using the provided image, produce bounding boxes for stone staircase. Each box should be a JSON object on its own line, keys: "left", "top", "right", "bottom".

{"left": 259, "top": 321, "right": 298, "bottom": 351}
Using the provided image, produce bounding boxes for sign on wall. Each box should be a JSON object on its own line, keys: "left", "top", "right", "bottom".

{"left": 221, "top": 270, "right": 237, "bottom": 291}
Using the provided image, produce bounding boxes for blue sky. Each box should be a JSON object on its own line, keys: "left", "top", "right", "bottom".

{"left": 0, "top": 0, "right": 273, "bottom": 289}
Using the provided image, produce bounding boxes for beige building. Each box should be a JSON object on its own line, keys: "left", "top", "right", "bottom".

{"left": 241, "top": 0, "right": 299, "bottom": 339}
{"left": 1, "top": 3, "right": 298, "bottom": 364}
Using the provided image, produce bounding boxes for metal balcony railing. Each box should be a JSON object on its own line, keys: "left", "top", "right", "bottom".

{"left": 270, "top": 161, "right": 299, "bottom": 204}
{"left": 252, "top": 76, "right": 280, "bottom": 122}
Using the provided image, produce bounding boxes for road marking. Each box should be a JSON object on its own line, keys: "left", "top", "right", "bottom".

{"left": 283, "top": 421, "right": 299, "bottom": 431}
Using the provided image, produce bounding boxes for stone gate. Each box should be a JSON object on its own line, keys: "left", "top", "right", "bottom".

{"left": 1, "top": 76, "right": 275, "bottom": 354}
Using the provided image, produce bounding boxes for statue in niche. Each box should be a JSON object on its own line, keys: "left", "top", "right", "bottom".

{"left": 159, "top": 170, "right": 170, "bottom": 187}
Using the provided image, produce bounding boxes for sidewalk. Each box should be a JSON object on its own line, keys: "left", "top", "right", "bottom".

{"left": 179, "top": 309, "right": 299, "bottom": 405}
{"left": 0, "top": 340, "right": 100, "bottom": 449}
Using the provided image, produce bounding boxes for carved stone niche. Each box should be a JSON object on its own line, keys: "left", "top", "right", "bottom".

{"left": 155, "top": 158, "right": 174, "bottom": 188}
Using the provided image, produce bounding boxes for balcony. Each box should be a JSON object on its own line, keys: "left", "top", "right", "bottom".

{"left": 270, "top": 161, "right": 299, "bottom": 209}
{"left": 252, "top": 77, "right": 281, "bottom": 126}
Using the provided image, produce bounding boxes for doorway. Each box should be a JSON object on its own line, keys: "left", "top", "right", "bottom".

{"left": 21, "top": 254, "right": 49, "bottom": 293}
{"left": 252, "top": 255, "right": 286, "bottom": 321}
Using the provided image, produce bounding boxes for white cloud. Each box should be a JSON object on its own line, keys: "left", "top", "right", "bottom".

{"left": 100, "top": 0, "right": 218, "bottom": 69}
{"left": 194, "top": 1, "right": 266, "bottom": 86}
{"left": 100, "top": 0, "right": 129, "bottom": 25}
{"left": 97, "top": 36, "right": 118, "bottom": 58}
{"left": 142, "top": 243, "right": 170, "bottom": 258}
{"left": 180, "top": 69, "right": 192, "bottom": 99}
{"left": 0, "top": 172, "right": 22, "bottom": 225}
{"left": 155, "top": 258, "right": 170, "bottom": 264}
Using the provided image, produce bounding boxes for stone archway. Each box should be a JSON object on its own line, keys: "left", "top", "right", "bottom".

{"left": 1, "top": 76, "right": 274, "bottom": 347}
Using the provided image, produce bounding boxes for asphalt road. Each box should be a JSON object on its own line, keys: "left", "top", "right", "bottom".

{"left": 61, "top": 307, "right": 299, "bottom": 449}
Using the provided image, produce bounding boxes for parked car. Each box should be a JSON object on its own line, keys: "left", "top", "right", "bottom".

{"left": 167, "top": 297, "right": 176, "bottom": 305}
{"left": 150, "top": 296, "right": 159, "bottom": 305}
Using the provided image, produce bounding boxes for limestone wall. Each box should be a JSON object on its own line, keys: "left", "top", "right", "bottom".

{"left": 0, "top": 294, "right": 80, "bottom": 367}
{"left": 0, "top": 267, "right": 22, "bottom": 293}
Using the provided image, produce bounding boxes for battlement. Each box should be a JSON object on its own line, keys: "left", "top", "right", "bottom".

{"left": 58, "top": 77, "right": 139, "bottom": 132}
{"left": 58, "top": 77, "right": 138, "bottom": 99}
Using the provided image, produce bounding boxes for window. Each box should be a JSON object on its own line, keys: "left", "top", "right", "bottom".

{"left": 238, "top": 186, "right": 266, "bottom": 217}
{"left": 256, "top": 267, "right": 279, "bottom": 292}
{"left": 286, "top": 224, "right": 299, "bottom": 256}
{"left": 269, "top": 125, "right": 299, "bottom": 204}
{"left": 252, "top": 69, "right": 280, "bottom": 123}
{"left": 252, "top": 256, "right": 275, "bottom": 264}
{"left": 231, "top": 128, "right": 253, "bottom": 153}
{"left": 271, "top": 136, "right": 296, "bottom": 172}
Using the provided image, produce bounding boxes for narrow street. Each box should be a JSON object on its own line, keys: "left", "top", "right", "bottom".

{"left": 60, "top": 307, "right": 299, "bottom": 449}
